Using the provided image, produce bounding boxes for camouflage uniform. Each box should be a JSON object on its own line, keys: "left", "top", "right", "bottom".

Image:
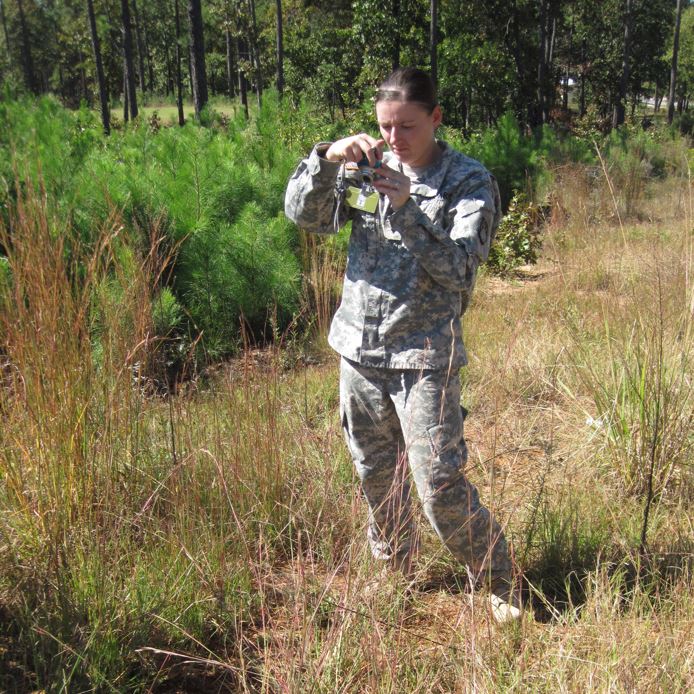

{"left": 285, "top": 142, "right": 511, "bottom": 583}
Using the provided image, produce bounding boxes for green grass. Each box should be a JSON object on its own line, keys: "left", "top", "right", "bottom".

{"left": 1, "top": 97, "right": 693, "bottom": 692}
{"left": 109, "top": 99, "right": 242, "bottom": 126}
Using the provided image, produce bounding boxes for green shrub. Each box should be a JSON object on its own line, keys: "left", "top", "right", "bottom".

{"left": 67, "top": 112, "right": 303, "bottom": 360}
{"left": 0, "top": 95, "right": 101, "bottom": 214}
{"left": 152, "top": 286, "right": 183, "bottom": 336}
{"left": 675, "top": 110, "right": 694, "bottom": 136}
{"left": 487, "top": 193, "right": 543, "bottom": 275}
{"left": 2, "top": 96, "right": 690, "bottom": 366}
{"left": 444, "top": 113, "right": 551, "bottom": 210}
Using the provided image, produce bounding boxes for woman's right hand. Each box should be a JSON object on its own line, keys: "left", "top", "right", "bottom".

{"left": 325, "top": 134, "right": 385, "bottom": 166}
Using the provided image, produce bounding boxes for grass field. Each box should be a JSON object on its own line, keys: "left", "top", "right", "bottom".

{"left": 109, "top": 97, "right": 249, "bottom": 127}
{"left": 1, "top": 140, "right": 693, "bottom": 691}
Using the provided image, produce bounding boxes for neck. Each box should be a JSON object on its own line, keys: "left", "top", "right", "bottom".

{"left": 405, "top": 141, "right": 441, "bottom": 169}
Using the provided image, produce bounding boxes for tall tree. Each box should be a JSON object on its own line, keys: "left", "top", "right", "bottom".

{"left": 537, "top": 0, "right": 549, "bottom": 124}
{"left": 122, "top": 62, "right": 129, "bottom": 121}
{"left": 86, "top": 0, "right": 110, "bottom": 134}
{"left": 223, "top": 1, "right": 235, "bottom": 100}
{"left": 674, "top": 5, "right": 694, "bottom": 114}
{"left": 225, "top": 22, "right": 234, "bottom": 99}
{"left": 187, "top": 0, "right": 208, "bottom": 118}
{"left": 562, "top": 20, "right": 573, "bottom": 111}
{"left": 237, "top": 31, "right": 249, "bottom": 118}
{"left": 668, "top": 0, "right": 684, "bottom": 124}
{"left": 141, "top": 3, "right": 154, "bottom": 91}
{"left": 131, "top": 0, "right": 146, "bottom": 92}
{"left": 246, "top": 0, "right": 262, "bottom": 106}
{"left": 121, "top": 0, "right": 138, "bottom": 119}
{"left": 0, "top": 1, "right": 10, "bottom": 56}
{"left": 276, "top": 0, "right": 283, "bottom": 97}
{"left": 174, "top": 0, "right": 185, "bottom": 125}
{"left": 17, "top": 0, "right": 38, "bottom": 93}
{"left": 613, "top": 0, "right": 632, "bottom": 128}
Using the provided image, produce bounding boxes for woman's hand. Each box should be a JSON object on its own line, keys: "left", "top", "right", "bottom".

{"left": 372, "top": 164, "right": 411, "bottom": 210}
{"left": 325, "top": 134, "right": 384, "bottom": 166}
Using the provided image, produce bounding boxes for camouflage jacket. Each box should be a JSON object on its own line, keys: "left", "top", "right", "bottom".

{"left": 284, "top": 141, "right": 502, "bottom": 370}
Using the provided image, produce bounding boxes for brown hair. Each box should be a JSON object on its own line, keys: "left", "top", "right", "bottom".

{"left": 375, "top": 67, "right": 437, "bottom": 114}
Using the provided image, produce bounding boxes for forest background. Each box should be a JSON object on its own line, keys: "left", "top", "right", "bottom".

{"left": 1, "top": 1, "right": 693, "bottom": 692}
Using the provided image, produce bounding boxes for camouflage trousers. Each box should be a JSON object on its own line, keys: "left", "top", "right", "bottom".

{"left": 339, "top": 357, "right": 511, "bottom": 583}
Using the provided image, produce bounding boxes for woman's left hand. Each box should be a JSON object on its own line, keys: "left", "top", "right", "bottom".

{"left": 372, "top": 164, "right": 411, "bottom": 210}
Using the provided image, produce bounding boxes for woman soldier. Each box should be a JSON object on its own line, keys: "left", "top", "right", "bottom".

{"left": 284, "top": 67, "right": 520, "bottom": 622}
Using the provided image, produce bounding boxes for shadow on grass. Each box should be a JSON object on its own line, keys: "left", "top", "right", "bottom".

{"left": 413, "top": 499, "right": 693, "bottom": 625}
{"left": 0, "top": 604, "right": 245, "bottom": 693}
{"left": 523, "top": 532, "right": 693, "bottom": 623}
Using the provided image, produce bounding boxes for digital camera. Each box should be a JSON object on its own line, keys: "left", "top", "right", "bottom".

{"left": 345, "top": 155, "right": 382, "bottom": 186}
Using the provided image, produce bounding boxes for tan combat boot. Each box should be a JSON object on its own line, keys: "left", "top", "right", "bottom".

{"left": 489, "top": 577, "right": 522, "bottom": 624}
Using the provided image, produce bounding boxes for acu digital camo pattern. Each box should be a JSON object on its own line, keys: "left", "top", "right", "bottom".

{"left": 285, "top": 141, "right": 512, "bottom": 586}
{"left": 340, "top": 357, "right": 511, "bottom": 581}
{"left": 284, "top": 141, "right": 503, "bottom": 370}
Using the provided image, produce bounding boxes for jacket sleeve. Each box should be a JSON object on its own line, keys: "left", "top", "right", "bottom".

{"left": 388, "top": 169, "right": 502, "bottom": 293}
{"left": 284, "top": 143, "right": 351, "bottom": 234}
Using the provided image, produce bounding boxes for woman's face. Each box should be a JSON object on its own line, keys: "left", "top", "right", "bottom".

{"left": 376, "top": 100, "right": 442, "bottom": 168}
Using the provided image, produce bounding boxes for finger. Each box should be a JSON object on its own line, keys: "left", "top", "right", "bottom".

{"left": 374, "top": 162, "right": 398, "bottom": 175}
{"left": 365, "top": 138, "right": 385, "bottom": 166}
{"left": 365, "top": 146, "right": 378, "bottom": 167}
{"left": 373, "top": 165, "right": 405, "bottom": 183}
{"left": 373, "top": 179, "right": 406, "bottom": 194}
{"left": 347, "top": 142, "right": 364, "bottom": 162}
{"left": 355, "top": 137, "right": 380, "bottom": 166}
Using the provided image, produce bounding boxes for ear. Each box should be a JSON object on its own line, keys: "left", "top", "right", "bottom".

{"left": 431, "top": 105, "right": 443, "bottom": 129}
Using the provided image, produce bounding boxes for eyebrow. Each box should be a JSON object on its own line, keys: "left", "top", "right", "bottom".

{"left": 378, "top": 119, "right": 417, "bottom": 126}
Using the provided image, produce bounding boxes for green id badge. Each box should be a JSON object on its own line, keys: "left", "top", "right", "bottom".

{"left": 345, "top": 185, "right": 379, "bottom": 214}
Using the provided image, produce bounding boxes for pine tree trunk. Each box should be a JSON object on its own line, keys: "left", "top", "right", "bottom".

{"left": 225, "top": 25, "right": 235, "bottom": 99}
{"left": 612, "top": 0, "right": 632, "bottom": 129}
{"left": 563, "top": 23, "right": 572, "bottom": 112}
{"left": 580, "top": 38, "right": 586, "bottom": 117}
{"left": 174, "top": 0, "right": 185, "bottom": 126}
{"left": 430, "top": 0, "right": 438, "bottom": 87}
{"left": 276, "top": 0, "right": 283, "bottom": 97}
{"left": 142, "top": 5, "right": 154, "bottom": 92}
{"left": 246, "top": 0, "right": 262, "bottom": 107}
{"left": 123, "top": 63, "right": 129, "bottom": 122}
{"left": 537, "top": 0, "right": 548, "bottom": 125}
{"left": 668, "top": 0, "right": 683, "bottom": 125}
{"left": 86, "top": 0, "right": 110, "bottom": 135}
{"left": 0, "top": 1, "right": 11, "bottom": 56}
{"left": 165, "top": 45, "right": 172, "bottom": 95}
{"left": 237, "top": 34, "right": 249, "bottom": 119}
{"left": 121, "top": 0, "right": 138, "bottom": 119}
{"left": 545, "top": 14, "right": 556, "bottom": 121}
{"left": 132, "top": 0, "right": 146, "bottom": 92}
{"left": 79, "top": 47, "right": 89, "bottom": 103}
{"left": 187, "top": 0, "right": 208, "bottom": 119}
{"left": 17, "top": 0, "right": 38, "bottom": 93}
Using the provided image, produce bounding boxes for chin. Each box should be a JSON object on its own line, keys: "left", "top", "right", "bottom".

{"left": 392, "top": 149, "right": 412, "bottom": 162}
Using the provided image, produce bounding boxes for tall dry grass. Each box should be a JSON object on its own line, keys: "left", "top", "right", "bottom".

{"left": 1, "top": 154, "right": 693, "bottom": 691}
